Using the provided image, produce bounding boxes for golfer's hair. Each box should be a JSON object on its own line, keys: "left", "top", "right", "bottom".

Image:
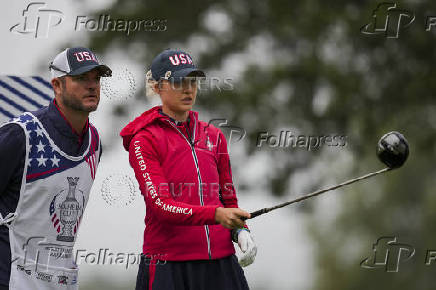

{"left": 59, "top": 76, "right": 66, "bottom": 89}
{"left": 145, "top": 70, "right": 160, "bottom": 101}
{"left": 52, "top": 76, "right": 66, "bottom": 98}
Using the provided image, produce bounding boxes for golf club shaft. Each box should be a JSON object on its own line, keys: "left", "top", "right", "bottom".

{"left": 247, "top": 167, "right": 392, "bottom": 219}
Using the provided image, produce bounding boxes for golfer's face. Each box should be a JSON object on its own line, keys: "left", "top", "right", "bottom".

{"left": 159, "top": 78, "right": 197, "bottom": 112}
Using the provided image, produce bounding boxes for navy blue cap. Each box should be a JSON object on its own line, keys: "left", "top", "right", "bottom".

{"left": 50, "top": 47, "right": 112, "bottom": 79}
{"left": 150, "top": 49, "right": 205, "bottom": 81}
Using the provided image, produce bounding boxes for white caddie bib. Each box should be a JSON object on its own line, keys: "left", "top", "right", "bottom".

{"left": 1, "top": 112, "right": 100, "bottom": 290}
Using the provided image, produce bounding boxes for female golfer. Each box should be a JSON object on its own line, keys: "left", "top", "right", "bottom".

{"left": 120, "top": 49, "right": 257, "bottom": 290}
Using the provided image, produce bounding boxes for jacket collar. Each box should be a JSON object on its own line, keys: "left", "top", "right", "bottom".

{"left": 158, "top": 108, "right": 191, "bottom": 126}
{"left": 49, "top": 99, "right": 89, "bottom": 145}
{"left": 120, "top": 105, "right": 199, "bottom": 150}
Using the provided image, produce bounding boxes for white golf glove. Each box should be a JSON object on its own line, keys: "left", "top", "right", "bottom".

{"left": 235, "top": 229, "right": 257, "bottom": 267}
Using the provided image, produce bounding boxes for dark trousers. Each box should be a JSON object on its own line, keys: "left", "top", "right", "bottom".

{"left": 135, "top": 254, "right": 250, "bottom": 290}
{"left": 0, "top": 284, "right": 7, "bottom": 290}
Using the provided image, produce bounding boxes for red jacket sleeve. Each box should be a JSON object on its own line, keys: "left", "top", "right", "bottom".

{"left": 129, "top": 133, "right": 219, "bottom": 226}
{"left": 216, "top": 130, "right": 239, "bottom": 208}
{"left": 216, "top": 130, "right": 250, "bottom": 232}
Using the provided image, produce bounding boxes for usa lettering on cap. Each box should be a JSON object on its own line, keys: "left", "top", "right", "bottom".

{"left": 169, "top": 53, "right": 193, "bottom": 66}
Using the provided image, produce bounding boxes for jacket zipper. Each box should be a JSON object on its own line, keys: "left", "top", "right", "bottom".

{"left": 166, "top": 119, "right": 212, "bottom": 260}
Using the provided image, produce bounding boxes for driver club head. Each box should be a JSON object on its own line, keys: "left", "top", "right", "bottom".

{"left": 376, "top": 131, "right": 409, "bottom": 169}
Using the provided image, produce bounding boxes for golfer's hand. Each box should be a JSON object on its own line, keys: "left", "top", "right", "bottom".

{"left": 237, "top": 229, "right": 257, "bottom": 267}
{"left": 214, "top": 207, "right": 250, "bottom": 229}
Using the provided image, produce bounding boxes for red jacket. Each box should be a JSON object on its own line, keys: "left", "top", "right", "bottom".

{"left": 120, "top": 106, "right": 240, "bottom": 261}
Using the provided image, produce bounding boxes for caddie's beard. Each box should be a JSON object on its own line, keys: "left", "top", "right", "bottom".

{"left": 60, "top": 91, "right": 99, "bottom": 113}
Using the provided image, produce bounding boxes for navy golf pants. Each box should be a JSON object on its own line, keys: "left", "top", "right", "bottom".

{"left": 135, "top": 254, "right": 250, "bottom": 290}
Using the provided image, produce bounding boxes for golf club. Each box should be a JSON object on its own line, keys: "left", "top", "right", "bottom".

{"left": 245, "top": 131, "right": 409, "bottom": 220}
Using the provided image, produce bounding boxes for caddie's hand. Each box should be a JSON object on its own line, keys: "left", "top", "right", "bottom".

{"left": 214, "top": 207, "right": 250, "bottom": 229}
{"left": 237, "top": 229, "right": 257, "bottom": 267}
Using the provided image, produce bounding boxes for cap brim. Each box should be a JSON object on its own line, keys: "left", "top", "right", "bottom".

{"left": 69, "top": 64, "right": 112, "bottom": 77}
{"left": 170, "top": 68, "right": 205, "bottom": 81}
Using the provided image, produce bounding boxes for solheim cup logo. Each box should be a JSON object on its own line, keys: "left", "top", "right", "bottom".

{"left": 58, "top": 177, "right": 80, "bottom": 242}
{"left": 50, "top": 177, "right": 85, "bottom": 242}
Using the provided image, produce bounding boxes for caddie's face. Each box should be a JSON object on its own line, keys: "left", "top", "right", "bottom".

{"left": 56, "top": 69, "right": 101, "bottom": 113}
{"left": 157, "top": 78, "right": 197, "bottom": 113}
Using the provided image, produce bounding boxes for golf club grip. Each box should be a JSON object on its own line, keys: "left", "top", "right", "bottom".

{"left": 240, "top": 209, "right": 267, "bottom": 221}
{"left": 248, "top": 209, "right": 268, "bottom": 219}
